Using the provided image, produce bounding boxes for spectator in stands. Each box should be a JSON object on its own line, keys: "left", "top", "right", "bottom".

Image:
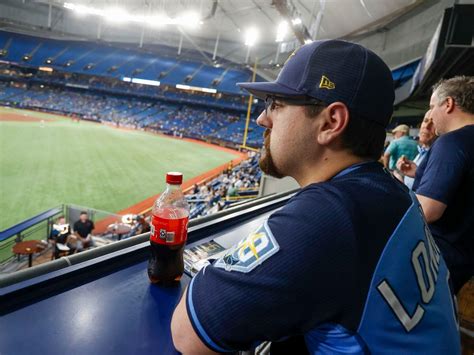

{"left": 383, "top": 124, "right": 418, "bottom": 178}
{"left": 227, "top": 183, "right": 238, "bottom": 197}
{"left": 398, "top": 76, "right": 474, "bottom": 293}
{"left": 49, "top": 216, "right": 75, "bottom": 259}
{"left": 397, "top": 110, "right": 437, "bottom": 189}
{"left": 72, "top": 211, "right": 95, "bottom": 251}
{"left": 199, "top": 184, "right": 209, "bottom": 195}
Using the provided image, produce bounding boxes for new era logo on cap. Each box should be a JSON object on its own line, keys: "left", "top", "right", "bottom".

{"left": 319, "top": 75, "right": 335, "bottom": 90}
{"left": 237, "top": 39, "right": 394, "bottom": 127}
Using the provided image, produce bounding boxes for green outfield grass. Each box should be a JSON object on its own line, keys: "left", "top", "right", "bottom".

{"left": 0, "top": 107, "right": 237, "bottom": 230}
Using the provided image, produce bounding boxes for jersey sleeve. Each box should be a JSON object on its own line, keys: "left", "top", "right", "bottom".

{"left": 415, "top": 135, "right": 467, "bottom": 205}
{"left": 186, "top": 188, "right": 355, "bottom": 352}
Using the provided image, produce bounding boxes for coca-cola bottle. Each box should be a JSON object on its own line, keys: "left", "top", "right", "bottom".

{"left": 148, "top": 172, "right": 190, "bottom": 284}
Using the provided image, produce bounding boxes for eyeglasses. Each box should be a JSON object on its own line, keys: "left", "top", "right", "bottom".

{"left": 264, "top": 95, "right": 327, "bottom": 116}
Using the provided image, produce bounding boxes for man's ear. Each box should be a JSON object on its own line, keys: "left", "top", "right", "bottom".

{"left": 445, "top": 96, "right": 455, "bottom": 114}
{"left": 316, "top": 102, "right": 350, "bottom": 146}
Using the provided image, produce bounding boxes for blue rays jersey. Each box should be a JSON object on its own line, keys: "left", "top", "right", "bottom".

{"left": 186, "top": 162, "right": 460, "bottom": 354}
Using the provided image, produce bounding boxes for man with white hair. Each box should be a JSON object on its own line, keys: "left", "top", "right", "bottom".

{"left": 399, "top": 110, "right": 437, "bottom": 189}
{"left": 399, "top": 76, "right": 474, "bottom": 293}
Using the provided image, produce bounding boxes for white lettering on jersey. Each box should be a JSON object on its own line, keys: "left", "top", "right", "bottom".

{"left": 377, "top": 235, "right": 442, "bottom": 332}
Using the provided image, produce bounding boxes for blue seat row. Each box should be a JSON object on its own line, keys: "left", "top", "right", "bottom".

{"left": 0, "top": 30, "right": 255, "bottom": 95}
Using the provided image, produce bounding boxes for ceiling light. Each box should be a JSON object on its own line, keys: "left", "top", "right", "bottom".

{"left": 245, "top": 27, "right": 258, "bottom": 47}
{"left": 105, "top": 7, "right": 129, "bottom": 23}
{"left": 177, "top": 11, "right": 201, "bottom": 28}
{"left": 63, "top": 3, "right": 75, "bottom": 10}
{"left": 292, "top": 18, "right": 302, "bottom": 25}
{"left": 130, "top": 15, "right": 145, "bottom": 23}
{"left": 146, "top": 14, "right": 168, "bottom": 27}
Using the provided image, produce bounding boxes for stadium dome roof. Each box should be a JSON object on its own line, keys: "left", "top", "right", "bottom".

{"left": 0, "top": 0, "right": 441, "bottom": 80}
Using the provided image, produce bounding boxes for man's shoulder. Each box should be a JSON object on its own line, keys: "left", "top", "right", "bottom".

{"left": 282, "top": 170, "right": 399, "bottom": 222}
{"left": 276, "top": 184, "right": 346, "bottom": 226}
{"left": 438, "top": 124, "right": 474, "bottom": 147}
{"left": 430, "top": 126, "right": 474, "bottom": 160}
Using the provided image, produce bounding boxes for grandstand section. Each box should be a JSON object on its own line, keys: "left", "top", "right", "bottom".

{"left": 0, "top": 30, "right": 254, "bottom": 96}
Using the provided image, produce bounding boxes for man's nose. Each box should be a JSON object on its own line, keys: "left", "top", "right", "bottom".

{"left": 256, "top": 110, "right": 271, "bottom": 128}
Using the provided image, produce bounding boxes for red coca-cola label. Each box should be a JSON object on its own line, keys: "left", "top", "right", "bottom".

{"left": 150, "top": 215, "right": 189, "bottom": 245}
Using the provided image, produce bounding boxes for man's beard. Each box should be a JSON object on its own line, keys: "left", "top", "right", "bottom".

{"left": 259, "top": 129, "right": 285, "bottom": 178}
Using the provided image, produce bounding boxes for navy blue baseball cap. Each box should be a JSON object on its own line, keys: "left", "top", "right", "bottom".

{"left": 237, "top": 40, "right": 394, "bottom": 127}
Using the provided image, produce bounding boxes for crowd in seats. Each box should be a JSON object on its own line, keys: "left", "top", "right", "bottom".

{"left": 0, "top": 64, "right": 250, "bottom": 111}
{"left": 185, "top": 153, "right": 262, "bottom": 219}
{"left": 0, "top": 80, "right": 265, "bottom": 147}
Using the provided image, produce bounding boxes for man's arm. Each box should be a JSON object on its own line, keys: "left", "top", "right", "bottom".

{"left": 414, "top": 135, "right": 464, "bottom": 224}
{"left": 171, "top": 288, "right": 218, "bottom": 355}
{"left": 383, "top": 141, "right": 396, "bottom": 169}
{"left": 416, "top": 194, "right": 447, "bottom": 224}
{"left": 73, "top": 231, "right": 86, "bottom": 242}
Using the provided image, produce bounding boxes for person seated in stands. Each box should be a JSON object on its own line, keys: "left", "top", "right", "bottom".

{"left": 133, "top": 215, "right": 151, "bottom": 236}
{"left": 49, "top": 216, "right": 75, "bottom": 259}
{"left": 398, "top": 76, "right": 474, "bottom": 293}
{"left": 227, "top": 183, "right": 238, "bottom": 197}
{"left": 209, "top": 191, "right": 221, "bottom": 207}
{"left": 192, "top": 184, "right": 199, "bottom": 194}
{"left": 397, "top": 110, "right": 437, "bottom": 190}
{"left": 71, "top": 211, "right": 95, "bottom": 252}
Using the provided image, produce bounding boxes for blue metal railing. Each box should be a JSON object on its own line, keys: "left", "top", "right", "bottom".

{"left": 0, "top": 206, "right": 64, "bottom": 264}
{"left": 0, "top": 206, "right": 63, "bottom": 242}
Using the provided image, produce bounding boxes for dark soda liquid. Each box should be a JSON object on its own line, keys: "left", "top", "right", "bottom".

{"left": 148, "top": 241, "right": 185, "bottom": 284}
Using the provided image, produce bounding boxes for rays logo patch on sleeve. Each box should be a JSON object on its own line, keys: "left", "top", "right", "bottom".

{"left": 214, "top": 221, "right": 279, "bottom": 273}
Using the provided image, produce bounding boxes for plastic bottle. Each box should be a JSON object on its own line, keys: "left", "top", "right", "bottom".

{"left": 148, "top": 172, "right": 189, "bottom": 284}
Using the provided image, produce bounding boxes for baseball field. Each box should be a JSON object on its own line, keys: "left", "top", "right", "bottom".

{"left": 0, "top": 106, "right": 242, "bottom": 231}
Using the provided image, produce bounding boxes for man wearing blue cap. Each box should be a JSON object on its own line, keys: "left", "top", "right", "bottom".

{"left": 171, "top": 40, "right": 460, "bottom": 354}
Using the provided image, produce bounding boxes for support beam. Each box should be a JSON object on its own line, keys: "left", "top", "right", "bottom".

{"left": 177, "top": 27, "right": 214, "bottom": 65}
{"left": 312, "top": 0, "right": 326, "bottom": 40}
{"left": 177, "top": 32, "right": 183, "bottom": 56}
{"left": 139, "top": 27, "right": 145, "bottom": 48}
{"left": 97, "top": 21, "right": 102, "bottom": 40}
{"left": 245, "top": 45, "right": 251, "bottom": 64}
{"left": 47, "top": 1, "right": 52, "bottom": 29}
{"left": 274, "top": 42, "right": 281, "bottom": 64}
{"left": 212, "top": 32, "right": 220, "bottom": 60}
{"left": 272, "top": 0, "right": 312, "bottom": 44}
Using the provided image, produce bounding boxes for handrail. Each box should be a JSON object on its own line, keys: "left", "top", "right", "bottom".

{"left": 0, "top": 205, "right": 63, "bottom": 242}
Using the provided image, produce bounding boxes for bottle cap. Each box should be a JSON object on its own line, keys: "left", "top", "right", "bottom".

{"left": 166, "top": 172, "right": 183, "bottom": 185}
